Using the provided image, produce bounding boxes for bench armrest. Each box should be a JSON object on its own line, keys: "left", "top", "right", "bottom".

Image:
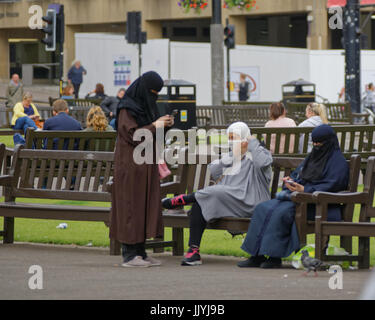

{"left": 352, "top": 113, "right": 370, "bottom": 124}
{"left": 106, "top": 180, "right": 182, "bottom": 196}
{"left": 160, "top": 181, "right": 182, "bottom": 197}
{"left": 291, "top": 192, "right": 316, "bottom": 244}
{"left": 0, "top": 175, "right": 12, "bottom": 186}
{"left": 312, "top": 191, "right": 369, "bottom": 204}
{"left": 106, "top": 180, "right": 113, "bottom": 193}
{"left": 290, "top": 192, "right": 317, "bottom": 204}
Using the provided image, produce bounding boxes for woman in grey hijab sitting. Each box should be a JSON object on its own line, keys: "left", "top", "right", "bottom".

{"left": 162, "top": 122, "right": 273, "bottom": 266}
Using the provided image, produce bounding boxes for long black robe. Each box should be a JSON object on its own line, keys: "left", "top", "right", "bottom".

{"left": 241, "top": 148, "right": 349, "bottom": 258}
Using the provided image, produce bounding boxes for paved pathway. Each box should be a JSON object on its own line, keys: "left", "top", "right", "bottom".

{"left": 0, "top": 242, "right": 373, "bottom": 300}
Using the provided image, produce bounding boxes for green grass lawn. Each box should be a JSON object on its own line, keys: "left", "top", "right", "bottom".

{"left": 0, "top": 197, "right": 374, "bottom": 266}
{"left": 0, "top": 134, "right": 14, "bottom": 148}
{"left": 0, "top": 132, "right": 225, "bottom": 149}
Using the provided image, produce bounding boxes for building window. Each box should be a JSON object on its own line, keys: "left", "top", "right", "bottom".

{"left": 247, "top": 14, "right": 307, "bottom": 48}
{"left": 162, "top": 19, "right": 210, "bottom": 42}
{"left": 173, "top": 27, "right": 197, "bottom": 37}
{"left": 330, "top": 12, "right": 375, "bottom": 49}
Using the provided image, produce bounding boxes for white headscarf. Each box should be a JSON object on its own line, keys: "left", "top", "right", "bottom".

{"left": 227, "top": 122, "right": 251, "bottom": 142}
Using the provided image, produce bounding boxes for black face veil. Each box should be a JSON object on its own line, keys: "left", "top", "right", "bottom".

{"left": 116, "top": 71, "right": 164, "bottom": 127}
{"left": 300, "top": 125, "right": 340, "bottom": 183}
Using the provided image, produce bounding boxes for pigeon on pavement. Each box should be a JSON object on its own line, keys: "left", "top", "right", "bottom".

{"left": 301, "top": 250, "right": 323, "bottom": 277}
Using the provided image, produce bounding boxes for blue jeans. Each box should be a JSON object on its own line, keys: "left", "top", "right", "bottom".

{"left": 109, "top": 118, "right": 116, "bottom": 129}
{"left": 13, "top": 133, "right": 26, "bottom": 146}
{"left": 14, "top": 116, "right": 38, "bottom": 135}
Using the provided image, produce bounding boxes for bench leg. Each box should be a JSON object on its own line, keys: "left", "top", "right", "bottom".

{"left": 358, "top": 237, "right": 370, "bottom": 269}
{"left": 172, "top": 227, "right": 184, "bottom": 256}
{"left": 3, "top": 217, "right": 14, "bottom": 244}
{"left": 110, "top": 238, "right": 121, "bottom": 256}
{"left": 153, "top": 236, "right": 165, "bottom": 254}
{"left": 315, "top": 218, "right": 324, "bottom": 261}
{"left": 340, "top": 236, "right": 352, "bottom": 255}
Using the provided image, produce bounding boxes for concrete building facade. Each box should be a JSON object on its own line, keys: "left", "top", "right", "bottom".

{"left": 0, "top": 0, "right": 374, "bottom": 81}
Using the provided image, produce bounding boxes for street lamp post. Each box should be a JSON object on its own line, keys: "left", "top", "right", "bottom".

{"left": 211, "top": 0, "right": 224, "bottom": 106}
{"left": 344, "top": 0, "right": 361, "bottom": 114}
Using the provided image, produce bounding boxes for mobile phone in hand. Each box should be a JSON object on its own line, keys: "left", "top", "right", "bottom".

{"left": 171, "top": 109, "right": 178, "bottom": 117}
{"left": 285, "top": 179, "right": 296, "bottom": 186}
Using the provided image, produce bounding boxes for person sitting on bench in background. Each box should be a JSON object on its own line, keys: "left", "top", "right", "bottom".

{"left": 298, "top": 103, "right": 328, "bottom": 153}
{"left": 60, "top": 84, "right": 76, "bottom": 107}
{"left": 12, "top": 92, "right": 41, "bottom": 146}
{"left": 43, "top": 99, "right": 82, "bottom": 131}
{"left": 162, "top": 122, "right": 273, "bottom": 266}
{"left": 100, "top": 88, "right": 126, "bottom": 129}
{"left": 43, "top": 99, "right": 82, "bottom": 150}
{"left": 12, "top": 92, "right": 40, "bottom": 134}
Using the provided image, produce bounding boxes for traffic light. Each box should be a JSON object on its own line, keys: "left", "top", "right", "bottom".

{"left": 41, "top": 9, "right": 56, "bottom": 51}
{"left": 224, "top": 24, "right": 235, "bottom": 49}
{"left": 55, "top": 5, "right": 65, "bottom": 45}
{"left": 126, "top": 11, "right": 147, "bottom": 44}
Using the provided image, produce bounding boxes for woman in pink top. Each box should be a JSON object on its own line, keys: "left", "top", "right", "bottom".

{"left": 264, "top": 102, "right": 296, "bottom": 154}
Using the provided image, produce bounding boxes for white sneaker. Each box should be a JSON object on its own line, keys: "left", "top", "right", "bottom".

{"left": 121, "top": 256, "right": 151, "bottom": 268}
{"left": 144, "top": 256, "right": 162, "bottom": 266}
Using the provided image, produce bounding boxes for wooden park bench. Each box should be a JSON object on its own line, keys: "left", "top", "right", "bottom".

{"left": 24, "top": 128, "right": 117, "bottom": 152}
{"left": 0, "top": 105, "right": 52, "bottom": 129}
{"left": 198, "top": 125, "right": 375, "bottom": 168}
{"left": 0, "top": 129, "right": 117, "bottom": 176}
{"left": 313, "top": 156, "right": 375, "bottom": 269}
{"left": 49, "top": 97, "right": 103, "bottom": 128}
{"left": 0, "top": 146, "right": 113, "bottom": 251}
{"left": 49, "top": 97, "right": 102, "bottom": 107}
{"left": 110, "top": 151, "right": 361, "bottom": 258}
{"left": 222, "top": 101, "right": 275, "bottom": 106}
{"left": 196, "top": 105, "right": 270, "bottom": 129}
{"left": 0, "top": 143, "right": 364, "bottom": 263}
{"left": 251, "top": 125, "right": 375, "bottom": 161}
{"left": 286, "top": 102, "right": 370, "bottom": 125}
{"left": 0, "top": 145, "right": 178, "bottom": 255}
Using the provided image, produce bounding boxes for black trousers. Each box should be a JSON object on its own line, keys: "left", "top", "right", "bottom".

{"left": 189, "top": 202, "right": 207, "bottom": 248}
{"left": 121, "top": 243, "right": 147, "bottom": 263}
{"left": 72, "top": 83, "right": 81, "bottom": 99}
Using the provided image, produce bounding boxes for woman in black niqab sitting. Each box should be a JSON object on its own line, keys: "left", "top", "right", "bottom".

{"left": 238, "top": 125, "right": 350, "bottom": 269}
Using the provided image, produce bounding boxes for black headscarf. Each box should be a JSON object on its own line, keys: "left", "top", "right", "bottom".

{"left": 300, "top": 125, "right": 340, "bottom": 182}
{"left": 116, "top": 71, "right": 164, "bottom": 128}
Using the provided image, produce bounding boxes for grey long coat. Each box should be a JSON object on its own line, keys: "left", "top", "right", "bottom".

{"left": 195, "top": 139, "right": 273, "bottom": 222}
{"left": 6, "top": 82, "right": 23, "bottom": 107}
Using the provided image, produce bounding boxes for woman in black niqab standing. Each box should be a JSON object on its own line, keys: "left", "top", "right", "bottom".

{"left": 110, "top": 71, "right": 174, "bottom": 268}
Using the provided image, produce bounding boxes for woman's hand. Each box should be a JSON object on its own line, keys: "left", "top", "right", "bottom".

{"left": 153, "top": 115, "right": 174, "bottom": 128}
{"left": 246, "top": 135, "right": 256, "bottom": 142}
{"left": 285, "top": 181, "right": 304, "bottom": 193}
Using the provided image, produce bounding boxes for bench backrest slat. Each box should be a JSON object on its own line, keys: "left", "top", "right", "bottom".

{"left": 65, "top": 160, "right": 75, "bottom": 190}
{"left": 55, "top": 159, "right": 65, "bottom": 190}
{"left": 341, "top": 155, "right": 362, "bottom": 222}
{"left": 361, "top": 157, "right": 375, "bottom": 219}
{"left": 25, "top": 129, "right": 117, "bottom": 152}
{"left": 8, "top": 147, "right": 114, "bottom": 202}
{"left": 286, "top": 102, "right": 352, "bottom": 124}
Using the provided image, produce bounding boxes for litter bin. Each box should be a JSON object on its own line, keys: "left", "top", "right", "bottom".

{"left": 22, "top": 64, "right": 33, "bottom": 86}
{"left": 282, "top": 79, "right": 316, "bottom": 104}
{"left": 157, "top": 80, "right": 197, "bottom": 130}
